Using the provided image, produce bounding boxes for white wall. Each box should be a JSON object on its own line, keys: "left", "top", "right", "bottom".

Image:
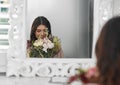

{"left": 27, "top": 0, "right": 89, "bottom": 58}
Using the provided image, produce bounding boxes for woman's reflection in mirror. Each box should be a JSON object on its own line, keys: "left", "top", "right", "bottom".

{"left": 27, "top": 16, "right": 64, "bottom": 58}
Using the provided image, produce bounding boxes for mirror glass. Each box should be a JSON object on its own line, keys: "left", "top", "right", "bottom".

{"left": 26, "top": 0, "right": 94, "bottom": 58}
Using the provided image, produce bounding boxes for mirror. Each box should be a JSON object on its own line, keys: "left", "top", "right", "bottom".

{"left": 7, "top": 0, "right": 120, "bottom": 77}
{"left": 26, "top": 0, "right": 94, "bottom": 58}
{"left": 7, "top": 0, "right": 96, "bottom": 77}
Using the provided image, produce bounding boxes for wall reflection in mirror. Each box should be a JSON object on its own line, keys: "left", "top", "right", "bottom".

{"left": 26, "top": 0, "right": 94, "bottom": 58}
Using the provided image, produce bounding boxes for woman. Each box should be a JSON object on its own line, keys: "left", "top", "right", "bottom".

{"left": 95, "top": 16, "right": 120, "bottom": 85}
{"left": 68, "top": 16, "right": 120, "bottom": 85}
{"left": 86, "top": 16, "right": 120, "bottom": 85}
{"left": 27, "top": 16, "right": 63, "bottom": 58}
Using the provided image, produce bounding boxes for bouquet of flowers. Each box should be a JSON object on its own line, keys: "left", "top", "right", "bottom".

{"left": 29, "top": 36, "right": 61, "bottom": 58}
{"left": 67, "top": 67, "right": 97, "bottom": 84}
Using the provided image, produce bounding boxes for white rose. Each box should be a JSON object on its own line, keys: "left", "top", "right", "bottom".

{"left": 42, "top": 43, "right": 48, "bottom": 52}
{"left": 42, "top": 47, "right": 47, "bottom": 53}
{"left": 48, "top": 43, "right": 54, "bottom": 49}
{"left": 33, "top": 39, "right": 43, "bottom": 47}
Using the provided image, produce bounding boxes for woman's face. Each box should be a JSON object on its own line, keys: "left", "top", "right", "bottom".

{"left": 35, "top": 25, "right": 48, "bottom": 39}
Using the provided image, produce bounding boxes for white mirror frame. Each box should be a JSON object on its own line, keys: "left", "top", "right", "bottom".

{"left": 7, "top": 0, "right": 120, "bottom": 77}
